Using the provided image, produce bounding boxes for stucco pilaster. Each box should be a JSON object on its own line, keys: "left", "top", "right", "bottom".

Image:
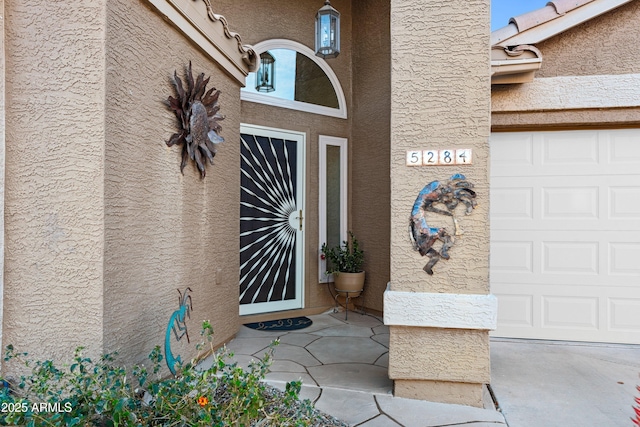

{"left": 388, "top": 0, "right": 491, "bottom": 406}
{"left": 0, "top": 0, "right": 5, "bottom": 353}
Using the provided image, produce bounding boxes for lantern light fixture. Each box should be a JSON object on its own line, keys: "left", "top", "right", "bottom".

{"left": 255, "top": 51, "right": 275, "bottom": 93}
{"left": 315, "top": 0, "right": 340, "bottom": 59}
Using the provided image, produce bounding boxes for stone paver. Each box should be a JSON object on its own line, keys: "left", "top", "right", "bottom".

{"left": 358, "top": 414, "right": 402, "bottom": 426}
{"left": 307, "top": 363, "right": 392, "bottom": 393}
{"left": 309, "top": 323, "right": 375, "bottom": 337}
{"left": 307, "top": 336, "right": 388, "bottom": 364}
{"left": 268, "top": 359, "right": 306, "bottom": 373}
{"left": 371, "top": 333, "right": 389, "bottom": 348}
{"left": 224, "top": 336, "right": 274, "bottom": 356}
{"left": 374, "top": 351, "right": 388, "bottom": 368}
{"left": 270, "top": 343, "right": 322, "bottom": 366}
{"left": 314, "top": 388, "right": 380, "bottom": 426}
{"left": 277, "top": 332, "right": 321, "bottom": 347}
{"left": 225, "top": 311, "right": 507, "bottom": 427}
{"left": 376, "top": 394, "right": 507, "bottom": 427}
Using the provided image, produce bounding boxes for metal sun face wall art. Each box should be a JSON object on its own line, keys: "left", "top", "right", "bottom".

{"left": 409, "top": 173, "right": 477, "bottom": 275}
{"left": 166, "top": 62, "right": 224, "bottom": 178}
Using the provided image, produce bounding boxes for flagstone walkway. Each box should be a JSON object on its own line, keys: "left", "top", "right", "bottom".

{"left": 223, "top": 311, "right": 507, "bottom": 427}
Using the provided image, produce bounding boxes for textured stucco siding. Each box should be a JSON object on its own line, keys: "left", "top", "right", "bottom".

{"left": 0, "top": 0, "right": 6, "bottom": 351}
{"left": 351, "top": 0, "right": 391, "bottom": 313}
{"left": 393, "top": 380, "right": 485, "bottom": 407}
{"left": 390, "top": 0, "right": 490, "bottom": 294}
{"left": 536, "top": 1, "right": 640, "bottom": 78}
{"left": 103, "top": 0, "right": 243, "bottom": 367}
{"left": 492, "top": 108, "right": 640, "bottom": 130}
{"left": 389, "top": 327, "right": 490, "bottom": 383}
{"left": 491, "top": 1, "right": 640, "bottom": 130}
{"left": 388, "top": 0, "right": 491, "bottom": 405}
{"left": 1, "top": 0, "right": 245, "bottom": 371}
{"left": 3, "top": 1, "right": 106, "bottom": 361}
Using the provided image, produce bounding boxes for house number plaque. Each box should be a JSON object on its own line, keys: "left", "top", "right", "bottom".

{"left": 406, "top": 149, "right": 472, "bottom": 166}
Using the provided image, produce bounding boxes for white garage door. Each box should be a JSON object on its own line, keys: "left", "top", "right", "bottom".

{"left": 490, "top": 129, "right": 640, "bottom": 344}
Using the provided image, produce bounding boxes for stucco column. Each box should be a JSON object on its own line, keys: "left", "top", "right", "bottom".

{"left": 386, "top": 0, "right": 493, "bottom": 407}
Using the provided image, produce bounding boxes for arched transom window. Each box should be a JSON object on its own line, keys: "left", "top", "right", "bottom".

{"left": 241, "top": 39, "right": 347, "bottom": 119}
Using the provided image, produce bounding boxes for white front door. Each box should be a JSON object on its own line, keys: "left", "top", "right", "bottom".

{"left": 490, "top": 129, "right": 640, "bottom": 344}
{"left": 239, "top": 125, "right": 305, "bottom": 315}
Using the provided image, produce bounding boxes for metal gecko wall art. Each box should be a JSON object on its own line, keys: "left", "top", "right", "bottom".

{"left": 409, "top": 173, "right": 477, "bottom": 275}
{"left": 164, "top": 287, "right": 193, "bottom": 375}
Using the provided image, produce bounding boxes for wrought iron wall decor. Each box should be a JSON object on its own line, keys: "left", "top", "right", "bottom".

{"left": 166, "top": 62, "right": 224, "bottom": 178}
{"left": 164, "top": 287, "right": 193, "bottom": 375}
{"left": 409, "top": 173, "right": 477, "bottom": 275}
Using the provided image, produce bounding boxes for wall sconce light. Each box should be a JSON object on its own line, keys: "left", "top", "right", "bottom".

{"left": 315, "top": 0, "right": 340, "bottom": 59}
{"left": 255, "top": 51, "right": 275, "bottom": 92}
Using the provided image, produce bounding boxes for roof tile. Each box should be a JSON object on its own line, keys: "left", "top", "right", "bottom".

{"left": 549, "top": 0, "right": 594, "bottom": 15}
{"left": 509, "top": 0, "right": 596, "bottom": 32}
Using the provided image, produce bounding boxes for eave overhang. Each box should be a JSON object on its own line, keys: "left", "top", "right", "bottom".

{"left": 490, "top": 0, "right": 635, "bottom": 85}
{"left": 491, "top": 45, "right": 542, "bottom": 85}
{"left": 145, "top": 0, "right": 258, "bottom": 85}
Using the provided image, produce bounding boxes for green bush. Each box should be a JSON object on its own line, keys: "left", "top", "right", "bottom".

{"left": 0, "top": 321, "right": 317, "bottom": 427}
{"left": 321, "top": 231, "right": 364, "bottom": 274}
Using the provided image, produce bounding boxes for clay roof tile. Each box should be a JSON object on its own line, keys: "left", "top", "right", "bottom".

{"left": 509, "top": 0, "right": 596, "bottom": 32}
{"left": 549, "top": 0, "right": 594, "bottom": 15}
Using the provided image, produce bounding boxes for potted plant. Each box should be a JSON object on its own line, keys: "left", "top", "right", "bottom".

{"left": 321, "top": 231, "right": 365, "bottom": 297}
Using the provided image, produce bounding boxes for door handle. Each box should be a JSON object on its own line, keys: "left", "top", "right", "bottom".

{"left": 295, "top": 209, "right": 303, "bottom": 231}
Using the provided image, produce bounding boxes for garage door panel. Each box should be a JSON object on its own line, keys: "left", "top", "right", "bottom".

{"left": 609, "top": 298, "right": 640, "bottom": 332}
{"left": 491, "top": 241, "right": 533, "bottom": 273}
{"left": 492, "top": 230, "right": 640, "bottom": 287}
{"left": 609, "top": 242, "right": 640, "bottom": 276}
{"left": 542, "top": 295, "right": 599, "bottom": 330}
{"left": 543, "top": 186, "right": 598, "bottom": 220}
{"left": 493, "top": 129, "right": 640, "bottom": 177}
{"left": 495, "top": 294, "right": 534, "bottom": 328}
{"left": 492, "top": 282, "right": 640, "bottom": 343}
{"left": 491, "top": 129, "right": 640, "bottom": 343}
{"left": 491, "top": 132, "right": 534, "bottom": 168}
{"left": 491, "top": 187, "right": 533, "bottom": 219}
{"left": 541, "top": 131, "right": 599, "bottom": 167}
{"left": 543, "top": 241, "right": 599, "bottom": 275}
{"left": 609, "top": 186, "right": 640, "bottom": 219}
{"left": 608, "top": 129, "right": 640, "bottom": 164}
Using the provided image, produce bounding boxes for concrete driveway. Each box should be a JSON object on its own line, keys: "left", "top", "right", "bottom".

{"left": 490, "top": 338, "right": 640, "bottom": 427}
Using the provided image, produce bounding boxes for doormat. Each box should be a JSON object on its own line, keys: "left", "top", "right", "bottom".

{"left": 243, "top": 316, "right": 312, "bottom": 331}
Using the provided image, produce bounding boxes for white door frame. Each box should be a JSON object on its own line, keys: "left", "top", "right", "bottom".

{"left": 318, "top": 135, "right": 348, "bottom": 282}
{"left": 239, "top": 124, "right": 306, "bottom": 315}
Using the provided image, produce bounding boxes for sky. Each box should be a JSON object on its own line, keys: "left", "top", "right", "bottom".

{"left": 491, "top": 0, "right": 550, "bottom": 30}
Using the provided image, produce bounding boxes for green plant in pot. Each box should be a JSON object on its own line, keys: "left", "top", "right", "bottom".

{"left": 321, "top": 231, "right": 365, "bottom": 297}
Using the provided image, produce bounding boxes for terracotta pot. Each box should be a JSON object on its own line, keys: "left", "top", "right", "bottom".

{"left": 334, "top": 271, "right": 365, "bottom": 298}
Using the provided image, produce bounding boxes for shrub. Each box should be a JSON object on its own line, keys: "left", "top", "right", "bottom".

{"left": 0, "top": 321, "right": 318, "bottom": 427}
{"left": 321, "top": 231, "right": 364, "bottom": 274}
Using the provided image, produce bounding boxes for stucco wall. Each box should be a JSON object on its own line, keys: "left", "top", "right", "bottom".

{"left": 1, "top": 0, "right": 245, "bottom": 372}
{"left": 104, "top": 0, "right": 243, "bottom": 366}
{"left": 390, "top": 0, "right": 490, "bottom": 295}
{"left": 388, "top": 0, "right": 491, "bottom": 406}
{"left": 3, "top": 1, "right": 106, "bottom": 361}
{"left": 214, "top": 0, "right": 353, "bottom": 313}
{"left": 351, "top": 0, "right": 391, "bottom": 314}
{"left": 0, "top": 0, "right": 6, "bottom": 352}
{"left": 491, "top": 1, "right": 640, "bottom": 130}
{"left": 536, "top": 1, "right": 640, "bottom": 78}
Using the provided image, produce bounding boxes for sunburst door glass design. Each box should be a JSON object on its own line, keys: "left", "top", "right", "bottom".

{"left": 240, "top": 130, "right": 304, "bottom": 315}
